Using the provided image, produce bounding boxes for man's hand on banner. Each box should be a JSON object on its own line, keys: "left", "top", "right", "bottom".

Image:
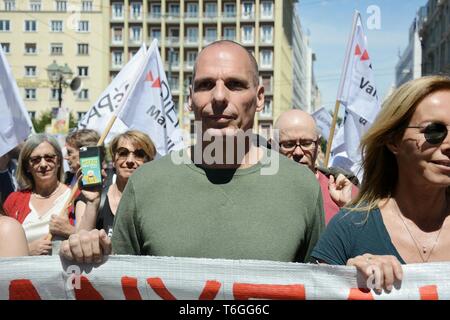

{"left": 60, "top": 229, "right": 112, "bottom": 264}
{"left": 347, "top": 254, "right": 403, "bottom": 293}
{"left": 328, "top": 174, "right": 353, "bottom": 207}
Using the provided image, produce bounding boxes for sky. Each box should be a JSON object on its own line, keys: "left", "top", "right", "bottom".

{"left": 296, "top": 0, "right": 428, "bottom": 111}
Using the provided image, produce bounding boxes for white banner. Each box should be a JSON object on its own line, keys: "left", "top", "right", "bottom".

{"left": 311, "top": 107, "right": 332, "bottom": 140}
{"left": 117, "top": 40, "right": 184, "bottom": 157}
{"left": 0, "top": 256, "right": 449, "bottom": 300}
{"left": 77, "top": 44, "right": 147, "bottom": 144}
{"left": 0, "top": 45, "right": 33, "bottom": 157}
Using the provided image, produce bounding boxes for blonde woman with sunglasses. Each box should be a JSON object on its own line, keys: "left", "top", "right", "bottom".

{"left": 3, "top": 134, "right": 72, "bottom": 255}
{"left": 311, "top": 76, "right": 450, "bottom": 293}
{"left": 75, "top": 130, "right": 156, "bottom": 237}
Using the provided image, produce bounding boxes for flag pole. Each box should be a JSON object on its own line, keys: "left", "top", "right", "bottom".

{"left": 324, "top": 11, "right": 360, "bottom": 168}
{"left": 46, "top": 43, "right": 153, "bottom": 241}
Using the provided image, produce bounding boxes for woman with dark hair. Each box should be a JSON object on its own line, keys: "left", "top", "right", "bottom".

{"left": 3, "top": 134, "right": 73, "bottom": 255}
{"left": 312, "top": 76, "right": 450, "bottom": 292}
{"left": 76, "top": 130, "right": 156, "bottom": 237}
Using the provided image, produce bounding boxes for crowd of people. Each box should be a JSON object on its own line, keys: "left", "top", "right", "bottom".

{"left": 0, "top": 40, "right": 449, "bottom": 294}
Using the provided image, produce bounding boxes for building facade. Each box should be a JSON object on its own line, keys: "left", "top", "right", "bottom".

{"left": 419, "top": 0, "right": 450, "bottom": 75}
{"left": 395, "top": 9, "right": 424, "bottom": 87}
{"left": 0, "top": 0, "right": 110, "bottom": 120}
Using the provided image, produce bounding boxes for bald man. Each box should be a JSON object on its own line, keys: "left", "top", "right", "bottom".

{"left": 61, "top": 41, "right": 324, "bottom": 264}
{"left": 272, "top": 109, "right": 357, "bottom": 224}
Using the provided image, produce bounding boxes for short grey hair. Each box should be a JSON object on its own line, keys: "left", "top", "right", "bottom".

{"left": 16, "top": 134, "right": 64, "bottom": 190}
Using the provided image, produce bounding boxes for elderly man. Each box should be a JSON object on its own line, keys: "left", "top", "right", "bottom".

{"left": 272, "top": 109, "right": 357, "bottom": 224}
{"left": 60, "top": 40, "right": 324, "bottom": 264}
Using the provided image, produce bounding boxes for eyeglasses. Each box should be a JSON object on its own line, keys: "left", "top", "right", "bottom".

{"left": 116, "top": 147, "right": 147, "bottom": 161}
{"left": 279, "top": 140, "right": 318, "bottom": 151}
{"left": 407, "top": 122, "right": 450, "bottom": 145}
{"left": 28, "top": 154, "right": 57, "bottom": 166}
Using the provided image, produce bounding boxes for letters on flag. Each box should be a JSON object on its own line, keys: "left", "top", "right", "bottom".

{"left": 331, "top": 12, "right": 381, "bottom": 179}
{"left": 0, "top": 45, "right": 33, "bottom": 157}
{"left": 77, "top": 44, "right": 147, "bottom": 144}
{"left": 117, "top": 40, "right": 184, "bottom": 157}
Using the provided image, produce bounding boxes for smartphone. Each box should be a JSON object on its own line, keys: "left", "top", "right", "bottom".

{"left": 79, "top": 146, "right": 102, "bottom": 187}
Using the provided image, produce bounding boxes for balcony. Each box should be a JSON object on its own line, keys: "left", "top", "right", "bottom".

{"left": 111, "top": 14, "right": 124, "bottom": 22}
{"left": 129, "top": 13, "right": 143, "bottom": 22}
{"left": 184, "top": 60, "right": 195, "bottom": 71}
{"left": 111, "top": 38, "right": 124, "bottom": 46}
{"left": 128, "top": 39, "right": 142, "bottom": 46}
{"left": 241, "top": 12, "right": 255, "bottom": 20}
{"left": 222, "top": 11, "right": 236, "bottom": 21}
{"left": 166, "top": 37, "right": 180, "bottom": 46}
{"left": 185, "top": 12, "right": 199, "bottom": 21}
{"left": 203, "top": 11, "right": 218, "bottom": 20}
{"left": 203, "top": 37, "right": 217, "bottom": 46}
{"left": 184, "top": 37, "right": 199, "bottom": 47}
{"left": 167, "top": 12, "right": 181, "bottom": 22}
{"left": 260, "top": 37, "right": 273, "bottom": 46}
{"left": 147, "top": 12, "right": 162, "bottom": 22}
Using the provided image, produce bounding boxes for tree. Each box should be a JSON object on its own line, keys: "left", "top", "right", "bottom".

{"left": 31, "top": 109, "right": 77, "bottom": 133}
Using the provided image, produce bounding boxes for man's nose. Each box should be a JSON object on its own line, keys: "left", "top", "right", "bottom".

{"left": 292, "top": 145, "right": 304, "bottom": 156}
{"left": 212, "top": 80, "right": 227, "bottom": 104}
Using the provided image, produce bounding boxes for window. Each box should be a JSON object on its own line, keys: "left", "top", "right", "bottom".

{"left": 77, "top": 20, "right": 89, "bottom": 32}
{"left": 261, "top": 25, "right": 273, "bottom": 43}
{"left": 112, "top": 27, "right": 123, "bottom": 43}
{"left": 50, "top": 43, "right": 63, "bottom": 55}
{"left": 78, "top": 66, "right": 88, "bottom": 77}
{"left": 1, "top": 43, "right": 10, "bottom": 53}
{"left": 205, "top": 28, "right": 217, "bottom": 42}
{"left": 25, "top": 43, "right": 37, "bottom": 54}
{"left": 77, "top": 43, "right": 89, "bottom": 55}
{"left": 261, "top": 100, "right": 272, "bottom": 116}
{"left": 167, "top": 49, "right": 179, "bottom": 66}
{"left": 25, "top": 89, "right": 36, "bottom": 100}
{"left": 25, "top": 66, "right": 37, "bottom": 77}
{"left": 242, "top": 26, "right": 254, "bottom": 43}
{"left": 112, "top": 3, "right": 123, "bottom": 18}
{"left": 205, "top": 2, "right": 217, "bottom": 18}
{"left": 0, "top": 20, "right": 10, "bottom": 31}
{"left": 168, "top": 27, "right": 179, "bottom": 42}
{"left": 112, "top": 51, "right": 123, "bottom": 67}
{"left": 81, "top": 1, "right": 92, "bottom": 12}
{"left": 223, "top": 27, "right": 235, "bottom": 40}
{"left": 77, "top": 112, "right": 86, "bottom": 120}
{"left": 30, "top": 0, "right": 41, "bottom": 11}
{"left": 168, "top": 75, "right": 179, "bottom": 90}
{"left": 28, "top": 111, "right": 36, "bottom": 120}
{"left": 261, "top": 1, "right": 273, "bottom": 18}
{"left": 260, "top": 50, "right": 273, "bottom": 67}
{"left": 4, "top": 0, "right": 15, "bottom": 11}
{"left": 50, "top": 88, "right": 59, "bottom": 100}
{"left": 78, "top": 89, "right": 89, "bottom": 100}
{"left": 130, "top": 26, "right": 142, "bottom": 42}
{"left": 130, "top": 2, "right": 142, "bottom": 19}
{"left": 150, "top": 3, "right": 161, "bottom": 18}
{"left": 186, "top": 27, "right": 198, "bottom": 42}
{"left": 186, "top": 51, "right": 197, "bottom": 67}
{"left": 261, "top": 75, "right": 272, "bottom": 92}
{"left": 55, "top": 0, "right": 67, "bottom": 12}
{"left": 242, "top": 2, "right": 254, "bottom": 18}
{"left": 223, "top": 3, "right": 236, "bottom": 17}
{"left": 168, "top": 3, "right": 180, "bottom": 17}
{"left": 25, "top": 20, "right": 37, "bottom": 32}
{"left": 51, "top": 20, "right": 63, "bottom": 32}
{"left": 186, "top": 3, "right": 198, "bottom": 18}
{"left": 150, "top": 28, "right": 161, "bottom": 41}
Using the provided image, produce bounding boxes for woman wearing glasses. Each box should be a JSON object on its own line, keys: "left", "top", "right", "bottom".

{"left": 3, "top": 134, "right": 72, "bottom": 255}
{"left": 76, "top": 130, "right": 156, "bottom": 237}
{"left": 311, "top": 76, "right": 450, "bottom": 293}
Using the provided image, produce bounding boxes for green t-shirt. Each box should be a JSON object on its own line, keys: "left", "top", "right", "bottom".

{"left": 112, "top": 148, "right": 325, "bottom": 262}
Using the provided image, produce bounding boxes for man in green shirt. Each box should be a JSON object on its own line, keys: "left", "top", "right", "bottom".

{"left": 60, "top": 40, "right": 324, "bottom": 264}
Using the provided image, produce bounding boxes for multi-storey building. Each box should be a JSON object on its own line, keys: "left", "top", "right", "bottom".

{"left": 419, "top": 0, "right": 450, "bottom": 75}
{"left": 395, "top": 9, "right": 424, "bottom": 87}
{"left": 108, "top": 0, "right": 298, "bottom": 137}
{"left": 0, "top": 0, "right": 110, "bottom": 120}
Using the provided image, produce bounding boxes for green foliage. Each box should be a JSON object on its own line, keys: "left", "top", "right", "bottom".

{"left": 31, "top": 109, "right": 77, "bottom": 133}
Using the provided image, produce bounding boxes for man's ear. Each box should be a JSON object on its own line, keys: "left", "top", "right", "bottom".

{"left": 187, "top": 85, "right": 193, "bottom": 112}
{"left": 255, "top": 85, "right": 265, "bottom": 112}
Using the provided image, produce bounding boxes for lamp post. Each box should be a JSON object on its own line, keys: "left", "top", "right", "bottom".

{"left": 46, "top": 60, "right": 74, "bottom": 108}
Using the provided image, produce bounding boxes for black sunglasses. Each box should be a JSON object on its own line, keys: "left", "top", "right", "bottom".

{"left": 116, "top": 147, "right": 147, "bottom": 160}
{"left": 407, "top": 122, "right": 450, "bottom": 145}
{"left": 28, "top": 154, "right": 57, "bottom": 166}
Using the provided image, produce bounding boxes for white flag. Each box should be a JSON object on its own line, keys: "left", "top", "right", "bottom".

{"left": 331, "top": 12, "right": 381, "bottom": 179}
{"left": 117, "top": 40, "right": 184, "bottom": 157}
{"left": 77, "top": 44, "right": 147, "bottom": 144}
{"left": 311, "top": 107, "right": 332, "bottom": 140}
{"left": 0, "top": 46, "right": 33, "bottom": 157}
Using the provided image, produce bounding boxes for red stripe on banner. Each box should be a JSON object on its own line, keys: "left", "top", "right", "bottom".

{"left": 147, "top": 277, "right": 177, "bottom": 300}
{"left": 419, "top": 285, "right": 439, "bottom": 300}
{"left": 121, "top": 276, "right": 143, "bottom": 300}
{"left": 9, "top": 279, "right": 41, "bottom": 300}
{"left": 198, "top": 280, "right": 221, "bottom": 300}
{"left": 74, "top": 276, "right": 104, "bottom": 300}
{"left": 233, "top": 283, "right": 306, "bottom": 300}
{"left": 347, "top": 288, "right": 374, "bottom": 300}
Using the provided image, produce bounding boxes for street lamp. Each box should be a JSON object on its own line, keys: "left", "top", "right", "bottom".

{"left": 46, "top": 61, "right": 74, "bottom": 108}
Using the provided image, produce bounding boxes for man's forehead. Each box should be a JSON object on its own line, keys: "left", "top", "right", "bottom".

{"left": 278, "top": 127, "right": 318, "bottom": 140}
